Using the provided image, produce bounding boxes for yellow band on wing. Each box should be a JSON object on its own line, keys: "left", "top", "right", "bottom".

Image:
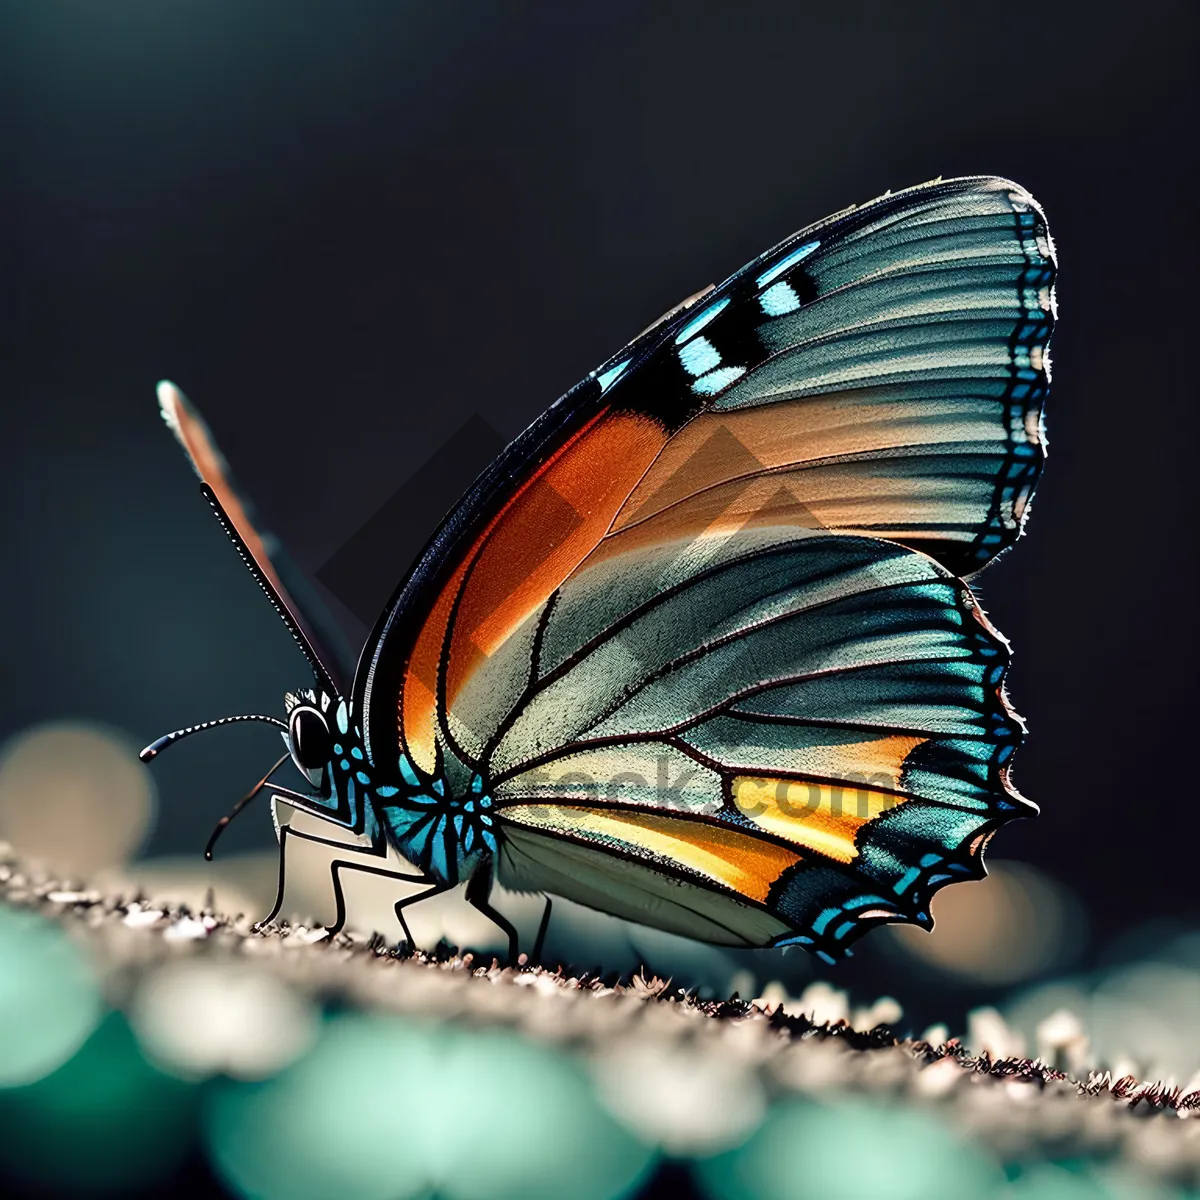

{"left": 732, "top": 776, "right": 910, "bottom": 863}
{"left": 499, "top": 804, "right": 802, "bottom": 904}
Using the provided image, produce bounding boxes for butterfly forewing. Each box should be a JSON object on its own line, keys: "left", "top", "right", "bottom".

{"left": 341, "top": 176, "right": 1055, "bottom": 955}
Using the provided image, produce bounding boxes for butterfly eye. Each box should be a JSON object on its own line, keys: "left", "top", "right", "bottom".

{"left": 288, "top": 706, "right": 330, "bottom": 779}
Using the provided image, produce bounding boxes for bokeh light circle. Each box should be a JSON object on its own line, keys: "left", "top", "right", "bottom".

{"left": 440, "top": 1027, "right": 656, "bottom": 1200}
{"left": 0, "top": 1011, "right": 197, "bottom": 1193}
{"left": 131, "top": 959, "right": 319, "bottom": 1080}
{"left": 0, "top": 904, "right": 103, "bottom": 1087}
{"left": 889, "top": 860, "right": 1078, "bottom": 985}
{"left": 0, "top": 721, "right": 156, "bottom": 875}
{"left": 206, "top": 1012, "right": 655, "bottom": 1200}
{"left": 694, "top": 1098, "right": 1002, "bottom": 1200}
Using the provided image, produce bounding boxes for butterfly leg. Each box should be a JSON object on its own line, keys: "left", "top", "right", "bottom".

{"left": 327, "top": 857, "right": 442, "bottom": 942}
{"left": 260, "top": 823, "right": 428, "bottom": 937}
{"left": 392, "top": 881, "right": 455, "bottom": 953}
{"left": 532, "top": 895, "right": 553, "bottom": 964}
{"left": 261, "top": 823, "right": 351, "bottom": 928}
{"left": 464, "top": 866, "right": 520, "bottom": 965}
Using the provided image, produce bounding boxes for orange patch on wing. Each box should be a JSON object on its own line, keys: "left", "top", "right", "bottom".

{"left": 787, "top": 734, "right": 925, "bottom": 789}
{"left": 400, "top": 556, "right": 470, "bottom": 774}
{"left": 499, "top": 803, "right": 801, "bottom": 904}
{"left": 399, "top": 410, "right": 667, "bottom": 771}
{"left": 614, "top": 395, "right": 997, "bottom": 529}
{"left": 599, "top": 397, "right": 995, "bottom": 555}
{"left": 445, "top": 412, "right": 666, "bottom": 703}
{"left": 599, "top": 465, "right": 980, "bottom": 562}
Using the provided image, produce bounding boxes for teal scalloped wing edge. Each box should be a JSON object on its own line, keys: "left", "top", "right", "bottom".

{"left": 765, "top": 589, "right": 1034, "bottom": 964}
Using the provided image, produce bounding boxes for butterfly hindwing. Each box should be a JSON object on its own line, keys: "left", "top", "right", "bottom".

{"left": 485, "top": 528, "right": 1026, "bottom": 954}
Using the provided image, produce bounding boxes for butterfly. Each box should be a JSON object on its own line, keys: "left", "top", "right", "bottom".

{"left": 141, "top": 175, "right": 1054, "bottom": 964}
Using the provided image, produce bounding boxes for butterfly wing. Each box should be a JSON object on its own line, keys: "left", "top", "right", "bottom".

{"left": 487, "top": 527, "right": 1024, "bottom": 955}
{"left": 158, "top": 381, "right": 355, "bottom": 694}
{"left": 356, "top": 176, "right": 1052, "bottom": 955}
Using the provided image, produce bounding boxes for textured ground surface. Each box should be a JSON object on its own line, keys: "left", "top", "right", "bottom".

{"left": 4, "top": 849, "right": 1200, "bottom": 1191}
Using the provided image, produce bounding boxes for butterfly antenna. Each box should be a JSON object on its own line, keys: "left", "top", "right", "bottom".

{"left": 139, "top": 713, "right": 288, "bottom": 762}
{"left": 198, "top": 482, "right": 340, "bottom": 698}
{"left": 205, "top": 752, "right": 290, "bottom": 860}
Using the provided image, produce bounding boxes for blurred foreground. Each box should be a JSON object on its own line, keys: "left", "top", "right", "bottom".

{"left": 3, "top": 724, "right": 1200, "bottom": 1199}
{"left": 3, "top": 852, "right": 1200, "bottom": 1200}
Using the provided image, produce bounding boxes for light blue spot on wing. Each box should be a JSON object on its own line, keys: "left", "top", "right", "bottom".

{"left": 377, "top": 785, "right": 399, "bottom": 798}
{"left": 674, "top": 297, "right": 730, "bottom": 344}
{"left": 756, "top": 239, "right": 819, "bottom": 289}
{"left": 336, "top": 701, "right": 349, "bottom": 735}
{"left": 679, "top": 337, "right": 721, "bottom": 377}
{"left": 597, "top": 358, "right": 630, "bottom": 393}
{"left": 759, "top": 281, "right": 801, "bottom": 316}
{"left": 399, "top": 756, "right": 420, "bottom": 788}
{"left": 812, "top": 907, "right": 839, "bottom": 935}
{"left": 692, "top": 365, "right": 746, "bottom": 396}
{"left": 775, "top": 933, "right": 813, "bottom": 947}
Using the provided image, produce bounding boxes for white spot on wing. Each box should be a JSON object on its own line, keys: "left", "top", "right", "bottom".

{"left": 679, "top": 337, "right": 721, "bottom": 377}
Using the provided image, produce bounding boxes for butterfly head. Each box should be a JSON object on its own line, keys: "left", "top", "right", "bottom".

{"left": 282, "top": 687, "right": 345, "bottom": 788}
{"left": 278, "top": 686, "right": 367, "bottom": 796}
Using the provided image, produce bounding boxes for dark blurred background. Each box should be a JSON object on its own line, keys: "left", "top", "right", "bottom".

{"left": 4, "top": 1, "right": 1198, "bottom": 1007}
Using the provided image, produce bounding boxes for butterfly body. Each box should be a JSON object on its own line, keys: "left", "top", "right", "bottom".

{"left": 143, "top": 175, "right": 1054, "bottom": 963}
{"left": 279, "top": 687, "right": 497, "bottom": 888}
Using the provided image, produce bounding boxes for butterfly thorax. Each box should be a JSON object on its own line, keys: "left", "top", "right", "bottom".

{"left": 373, "top": 757, "right": 499, "bottom": 886}
{"left": 285, "top": 691, "right": 494, "bottom": 886}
